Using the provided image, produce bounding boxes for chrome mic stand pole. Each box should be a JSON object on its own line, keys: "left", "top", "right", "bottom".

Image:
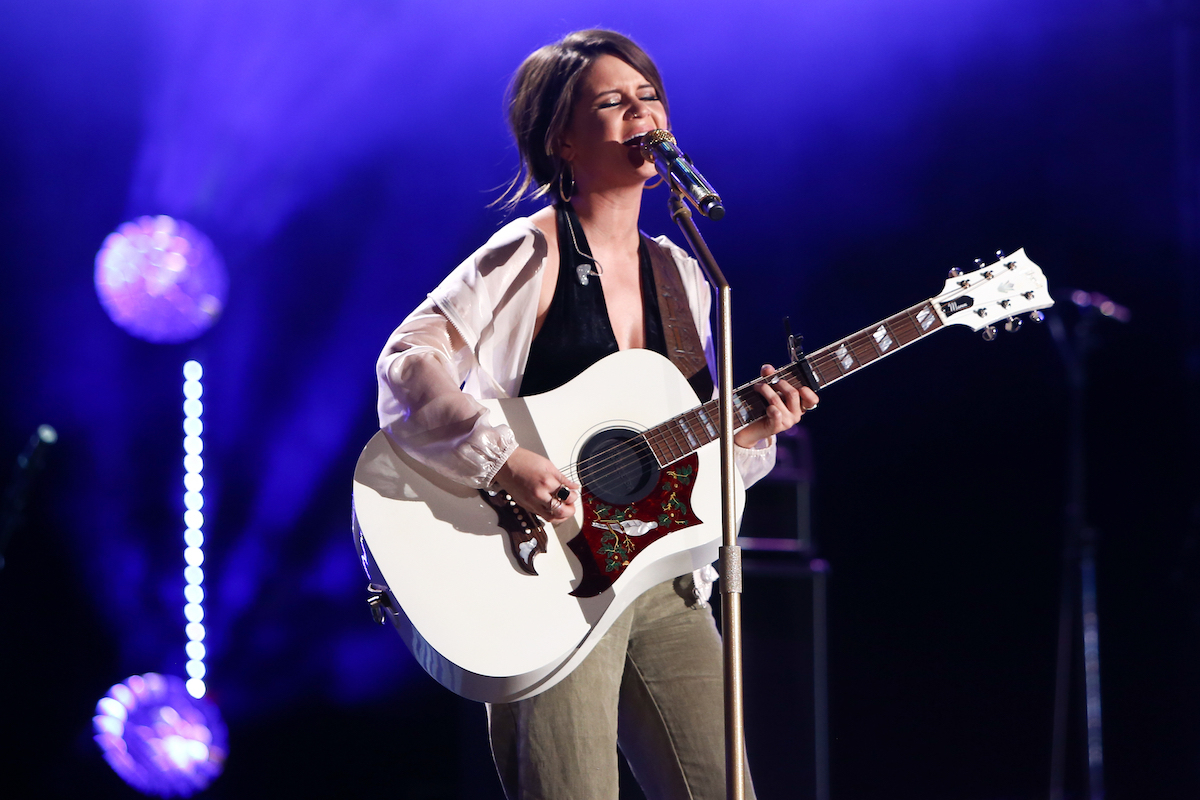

{"left": 665, "top": 191, "right": 747, "bottom": 800}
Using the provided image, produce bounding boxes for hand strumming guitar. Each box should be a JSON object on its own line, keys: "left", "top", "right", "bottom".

{"left": 493, "top": 447, "right": 579, "bottom": 523}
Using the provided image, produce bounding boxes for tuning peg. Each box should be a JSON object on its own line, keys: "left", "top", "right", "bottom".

{"left": 1005, "top": 317, "right": 1023, "bottom": 333}
{"left": 948, "top": 266, "right": 962, "bottom": 278}
{"left": 974, "top": 258, "right": 985, "bottom": 269}
{"left": 981, "top": 325, "right": 998, "bottom": 341}
{"left": 995, "top": 249, "right": 1006, "bottom": 260}
{"left": 1028, "top": 310, "right": 1045, "bottom": 323}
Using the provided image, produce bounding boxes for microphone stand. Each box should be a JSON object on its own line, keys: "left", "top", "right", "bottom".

{"left": 664, "top": 190, "right": 747, "bottom": 800}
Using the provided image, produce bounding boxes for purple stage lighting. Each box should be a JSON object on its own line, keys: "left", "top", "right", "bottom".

{"left": 94, "top": 215, "right": 227, "bottom": 343}
{"left": 93, "top": 672, "right": 227, "bottom": 797}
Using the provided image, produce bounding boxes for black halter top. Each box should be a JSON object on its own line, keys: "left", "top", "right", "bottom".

{"left": 519, "top": 203, "right": 668, "bottom": 397}
{"left": 520, "top": 203, "right": 715, "bottom": 400}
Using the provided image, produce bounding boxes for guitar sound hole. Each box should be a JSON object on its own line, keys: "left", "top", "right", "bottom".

{"left": 577, "top": 428, "right": 660, "bottom": 506}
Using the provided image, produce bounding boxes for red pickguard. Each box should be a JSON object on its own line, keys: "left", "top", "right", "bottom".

{"left": 567, "top": 454, "right": 702, "bottom": 598}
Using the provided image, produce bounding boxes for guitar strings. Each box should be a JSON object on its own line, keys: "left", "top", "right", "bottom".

{"left": 560, "top": 379, "right": 776, "bottom": 487}
{"left": 559, "top": 287, "right": 963, "bottom": 490}
{"left": 533, "top": 270, "right": 1016, "bottom": 507}
{"left": 552, "top": 365, "right": 806, "bottom": 496}
{"left": 565, "top": 277, "right": 1001, "bottom": 489}
{"left": 565, "top": 300, "right": 935, "bottom": 491}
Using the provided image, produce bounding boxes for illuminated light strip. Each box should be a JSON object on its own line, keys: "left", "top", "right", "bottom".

{"left": 182, "top": 360, "right": 207, "bottom": 699}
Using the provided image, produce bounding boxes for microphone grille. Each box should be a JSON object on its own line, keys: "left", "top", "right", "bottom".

{"left": 642, "top": 129, "right": 676, "bottom": 147}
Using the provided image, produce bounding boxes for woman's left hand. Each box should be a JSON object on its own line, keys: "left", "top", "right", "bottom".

{"left": 732, "top": 364, "right": 819, "bottom": 449}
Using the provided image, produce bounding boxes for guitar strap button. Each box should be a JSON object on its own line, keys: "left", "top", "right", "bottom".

{"left": 366, "top": 583, "right": 393, "bottom": 626}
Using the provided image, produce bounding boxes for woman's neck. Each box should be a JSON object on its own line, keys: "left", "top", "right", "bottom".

{"left": 569, "top": 186, "right": 643, "bottom": 255}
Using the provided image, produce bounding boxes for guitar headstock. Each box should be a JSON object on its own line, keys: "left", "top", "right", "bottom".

{"left": 934, "top": 248, "right": 1054, "bottom": 338}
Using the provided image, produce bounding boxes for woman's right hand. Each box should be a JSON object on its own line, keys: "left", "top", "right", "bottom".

{"left": 493, "top": 447, "right": 579, "bottom": 523}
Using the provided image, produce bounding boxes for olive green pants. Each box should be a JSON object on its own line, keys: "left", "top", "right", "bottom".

{"left": 487, "top": 576, "right": 756, "bottom": 800}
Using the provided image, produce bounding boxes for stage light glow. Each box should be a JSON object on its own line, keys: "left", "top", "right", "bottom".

{"left": 93, "top": 672, "right": 226, "bottom": 796}
{"left": 94, "top": 216, "right": 227, "bottom": 344}
{"left": 178, "top": 361, "right": 211, "bottom": 697}
{"left": 95, "top": 714, "right": 124, "bottom": 737}
{"left": 98, "top": 696, "right": 128, "bottom": 721}
{"left": 111, "top": 683, "right": 135, "bottom": 709}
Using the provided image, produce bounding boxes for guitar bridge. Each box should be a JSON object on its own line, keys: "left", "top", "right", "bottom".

{"left": 480, "top": 489, "right": 548, "bottom": 575}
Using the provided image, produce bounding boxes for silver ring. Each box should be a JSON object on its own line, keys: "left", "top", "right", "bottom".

{"left": 554, "top": 485, "right": 571, "bottom": 502}
{"left": 549, "top": 497, "right": 562, "bottom": 512}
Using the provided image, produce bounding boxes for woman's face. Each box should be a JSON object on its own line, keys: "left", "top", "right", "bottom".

{"left": 559, "top": 54, "right": 667, "bottom": 193}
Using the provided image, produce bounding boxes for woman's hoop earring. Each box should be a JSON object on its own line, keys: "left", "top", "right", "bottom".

{"left": 644, "top": 175, "right": 665, "bottom": 190}
{"left": 558, "top": 166, "right": 575, "bottom": 203}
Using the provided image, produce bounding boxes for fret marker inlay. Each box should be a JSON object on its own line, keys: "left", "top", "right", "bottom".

{"left": 677, "top": 419, "right": 698, "bottom": 449}
{"left": 836, "top": 344, "right": 854, "bottom": 371}
{"left": 873, "top": 325, "right": 894, "bottom": 352}
{"left": 697, "top": 409, "right": 717, "bottom": 439}
{"left": 732, "top": 395, "right": 750, "bottom": 424}
{"left": 917, "top": 306, "right": 934, "bottom": 331}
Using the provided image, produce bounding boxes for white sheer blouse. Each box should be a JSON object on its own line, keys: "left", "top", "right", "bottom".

{"left": 375, "top": 216, "right": 776, "bottom": 491}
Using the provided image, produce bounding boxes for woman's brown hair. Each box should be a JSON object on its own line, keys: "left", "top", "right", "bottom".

{"left": 499, "top": 29, "right": 669, "bottom": 208}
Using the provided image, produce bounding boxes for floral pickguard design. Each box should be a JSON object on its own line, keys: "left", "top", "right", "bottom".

{"left": 567, "top": 454, "right": 702, "bottom": 598}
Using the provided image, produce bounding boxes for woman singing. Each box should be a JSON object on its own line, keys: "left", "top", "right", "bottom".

{"left": 376, "top": 28, "right": 818, "bottom": 800}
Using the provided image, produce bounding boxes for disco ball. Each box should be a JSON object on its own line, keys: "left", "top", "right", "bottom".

{"left": 95, "top": 215, "right": 227, "bottom": 343}
{"left": 93, "top": 672, "right": 227, "bottom": 797}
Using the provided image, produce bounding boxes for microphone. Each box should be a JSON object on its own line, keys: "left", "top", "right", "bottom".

{"left": 629, "top": 130, "right": 725, "bottom": 221}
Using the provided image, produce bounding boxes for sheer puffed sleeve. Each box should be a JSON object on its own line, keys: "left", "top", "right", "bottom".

{"left": 377, "top": 304, "right": 519, "bottom": 488}
{"left": 375, "top": 220, "right": 547, "bottom": 489}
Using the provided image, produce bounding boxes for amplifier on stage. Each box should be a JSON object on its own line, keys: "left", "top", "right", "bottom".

{"left": 739, "top": 426, "right": 814, "bottom": 554}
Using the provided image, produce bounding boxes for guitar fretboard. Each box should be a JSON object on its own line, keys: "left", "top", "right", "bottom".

{"left": 641, "top": 300, "right": 945, "bottom": 467}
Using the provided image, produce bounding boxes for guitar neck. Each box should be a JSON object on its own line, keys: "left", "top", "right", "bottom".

{"left": 643, "top": 298, "right": 945, "bottom": 466}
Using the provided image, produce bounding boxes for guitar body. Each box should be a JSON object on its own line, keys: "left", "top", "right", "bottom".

{"left": 352, "top": 349, "right": 744, "bottom": 703}
{"left": 353, "top": 247, "right": 1056, "bottom": 703}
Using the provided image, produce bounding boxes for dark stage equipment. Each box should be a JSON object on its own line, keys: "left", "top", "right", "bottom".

{"left": 1047, "top": 289, "right": 1131, "bottom": 800}
{"left": 0, "top": 424, "right": 57, "bottom": 572}
{"left": 737, "top": 427, "right": 831, "bottom": 800}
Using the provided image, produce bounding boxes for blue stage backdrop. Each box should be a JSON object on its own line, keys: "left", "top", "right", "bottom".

{"left": 1, "top": 1, "right": 1197, "bottom": 798}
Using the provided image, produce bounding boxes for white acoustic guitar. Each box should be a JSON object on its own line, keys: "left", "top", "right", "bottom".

{"left": 352, "top": 249, "right": 1053, "bottom": 703}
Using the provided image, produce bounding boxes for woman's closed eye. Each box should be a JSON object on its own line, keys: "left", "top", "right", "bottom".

{"left": 595, "top": 93, "right": 660, "bottom": 110}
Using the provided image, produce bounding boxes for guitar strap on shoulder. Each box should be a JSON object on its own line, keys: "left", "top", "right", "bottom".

{"left": 643, "top": 235, "right": 710, "bottom": 384}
